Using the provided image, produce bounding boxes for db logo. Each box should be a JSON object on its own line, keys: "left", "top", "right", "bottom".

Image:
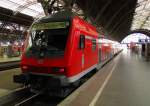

{"left": 38, "top": 59, "right": 44, "bottom": 64}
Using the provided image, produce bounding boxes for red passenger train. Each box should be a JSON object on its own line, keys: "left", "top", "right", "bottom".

{"left": 14, "top": 11, "right": 120, "bottom": 96}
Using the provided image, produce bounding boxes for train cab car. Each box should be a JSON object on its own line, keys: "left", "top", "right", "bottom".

{"left": 14, "top": 11, "right": 99, "bottom": 94}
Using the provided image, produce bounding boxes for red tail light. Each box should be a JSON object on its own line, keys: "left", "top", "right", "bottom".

{"left": 51, "top": 67, "right": 65, "bottom": 74}
{"left": 59, "top": 68, "right": 65, "bottom": 73}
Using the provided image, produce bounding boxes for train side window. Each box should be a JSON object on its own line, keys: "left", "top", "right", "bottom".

{"left": 92, "top": 39, "right": 96, "bottom": 50}
{"left": 79, "top": 35, "right": 85, "bottom": 49}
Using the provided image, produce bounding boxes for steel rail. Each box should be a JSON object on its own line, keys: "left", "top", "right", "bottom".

{"left": 0, "top": 60, "right": 20, "bottom": 71}
{"left": 14, "top": 92, "right": 41, "bottom": 106}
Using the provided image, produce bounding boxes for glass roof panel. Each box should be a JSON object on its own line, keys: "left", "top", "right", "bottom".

{"left": 0, "top": 0, "right": 45, "bottom": 18}
{"left": 131, "top": 0, "right": 150, "bottom": 30}
{"left": 21, "top": 3, "right": 44, "bottom": 17}
{"left": 145, "top": 2, "right": 150, "bottom": 9}
{"left": 0, "top": 0, "right": 19, "bottom": 10}
{"left": 136, "top": 5, "right": 144, "bottom": 11}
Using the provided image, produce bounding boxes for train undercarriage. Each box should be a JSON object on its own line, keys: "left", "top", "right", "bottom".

{"left": 13, "top": 73, "right": 79, "bottom": 97}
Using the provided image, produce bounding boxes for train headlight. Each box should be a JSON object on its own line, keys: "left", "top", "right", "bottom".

{"left": 21, "top": 65, "right": 29, "bottom": 72}
{"left": 22, "top": 65, "right": 28, "bottom": 70}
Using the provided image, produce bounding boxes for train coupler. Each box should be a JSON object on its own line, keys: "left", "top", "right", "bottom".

{"left": 13, "top": 74, "right": 29, "bottom": 84}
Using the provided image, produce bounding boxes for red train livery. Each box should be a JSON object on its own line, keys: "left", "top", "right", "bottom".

{"left": 14, "top": 11, "right": 120, "bottom": 95}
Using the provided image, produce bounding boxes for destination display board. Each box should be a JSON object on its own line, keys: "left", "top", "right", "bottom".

{"left": 32, "top": 22, "right": 69, "bottom": 30}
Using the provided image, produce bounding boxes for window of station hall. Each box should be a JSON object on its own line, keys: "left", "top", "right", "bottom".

{"left": 121, "top": 33, "right": 150, "bottom": 44}
{"left": 0, "top": 0, "right": 45, "bottom": 18}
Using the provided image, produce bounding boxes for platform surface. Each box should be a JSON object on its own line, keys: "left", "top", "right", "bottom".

{"left": 0, "top": 68, "right": 22, "bottom": 97}
{"left": 0, "top": 57, "right": 20, "bottom": 63}
{"left": 96, "top": 49, "right": 150, "bottom": 106}
{"left": 59, "top": 49, "right": 150, "bottom": 106}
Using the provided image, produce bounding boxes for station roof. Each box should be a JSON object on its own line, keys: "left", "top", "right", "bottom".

{"left": 0, "top": 0, "right": 45, "bottom": 18}
{"left": 131, "top": 0, "right": 150, "bottom": 30}
{"left": 0, "top": 0, "right": 149, "bottom": 41}
{"left": 76, "top": 0, "right": 147, "bottom": 41}
{"left": 0, "top": 6, "right": 33, "bottom": 26}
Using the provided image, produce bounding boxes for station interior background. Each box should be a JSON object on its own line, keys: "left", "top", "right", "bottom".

{"left": 0, "top": 0, "right": 149, "bottom": 61}
{"left": 0, "top": 0, "right": 150, "bottom": 106}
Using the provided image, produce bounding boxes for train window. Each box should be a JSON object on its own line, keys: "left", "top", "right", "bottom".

{"left": 31, "top": 25, "right": 69, "bottom": 50}
{"left": 79, "top": 35, "right": 85, "bottom": 49}
{"left": 92, "top": 39, "right": 96, "bottom": 50}
{"left": 27, "top": 22, "right": 70, "bottom": 57}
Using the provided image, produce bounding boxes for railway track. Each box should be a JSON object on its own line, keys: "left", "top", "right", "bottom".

{"left": 0, "top": 87, "right": 65, "bottom": 106}
{"left": 0, "top": 61, "right": 20, "bottom": 71}
{"left": 0, "top": 87, "right": 32, "bottom": 106}
{"left": 14, "top": 92, "right": 41, "bottom": 106}
{"left": 0, "top": 75, "right": 88, "bottom": 106}
{"left": 14, "top": 94, "right": 63, "bottom": 106}
{"left": 0, "top": 83, "right": 68, "bottom": 106}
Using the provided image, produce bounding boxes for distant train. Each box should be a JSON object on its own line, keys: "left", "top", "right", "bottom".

{"left": 14, "top": 11, "right": 121, "bottom": 96}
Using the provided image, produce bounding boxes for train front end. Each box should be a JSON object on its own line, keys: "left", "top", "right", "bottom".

{"left": 13, "top": 15, "right": 72, "bottom": 95}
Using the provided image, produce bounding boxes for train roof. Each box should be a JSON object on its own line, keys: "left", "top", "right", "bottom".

{"left": 35, "top": 11, "right": 76, "bottom": 23}
{"left": 33, "top": 11, "right": 98, "bottom": 36}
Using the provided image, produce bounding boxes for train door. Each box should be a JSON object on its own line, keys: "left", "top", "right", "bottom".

{"left": 79, "top": 34, "right": 85, "bottom": 70}
{"left": 98, "top": 44, "right": 102, "bottom": 63}
{"left": 84, "top": 35, "right": 91, "bottom": 70}
{"left": 83, "top": 35, "right": 97, "bottom": 70}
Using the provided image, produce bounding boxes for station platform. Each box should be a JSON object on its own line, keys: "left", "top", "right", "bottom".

{"left": 59, "top": 49, "right": 150, "bottom": 106}
{"left": 0, "top": 57, "right": 20, "bottom": 63}
{"left": 0, "top": 68, "right": 22, "bottom": 97}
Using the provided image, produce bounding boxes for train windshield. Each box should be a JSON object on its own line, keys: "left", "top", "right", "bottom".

{"left": 26, "top": 21, "right": 70, "bottom": 57}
